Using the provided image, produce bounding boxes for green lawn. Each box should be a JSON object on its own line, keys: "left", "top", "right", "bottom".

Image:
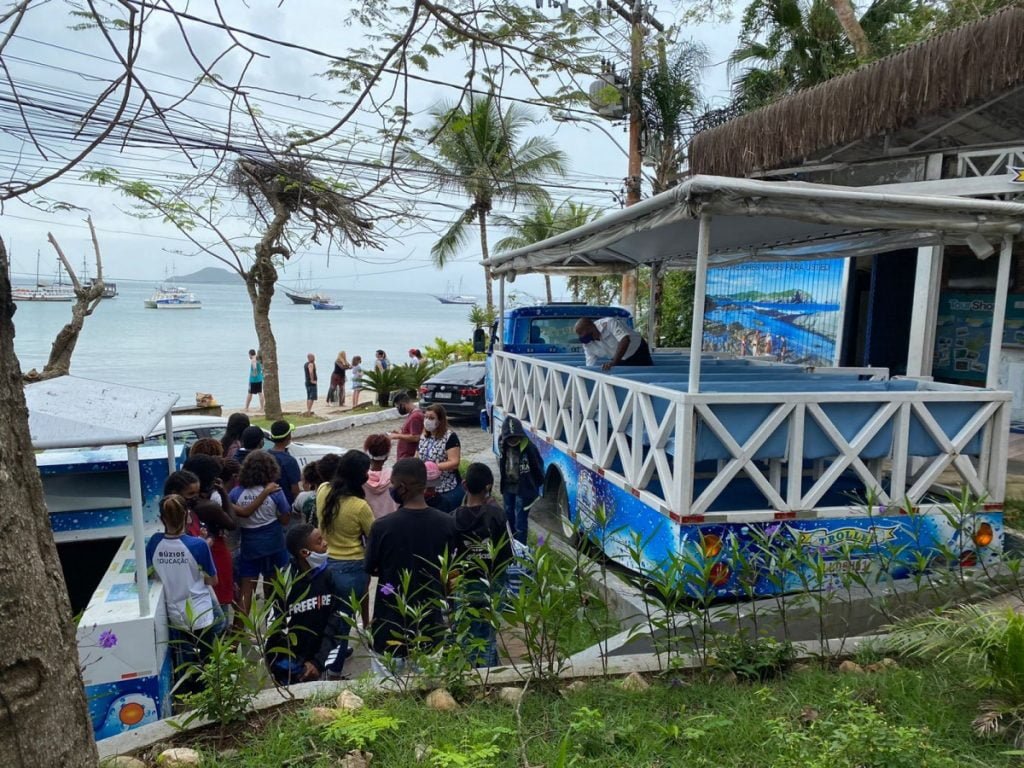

{"left": 172, "top": 659, "right": 1018, "bottom": 767}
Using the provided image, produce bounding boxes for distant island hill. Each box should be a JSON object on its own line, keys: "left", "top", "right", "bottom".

{"left": 165, "top": 267, "right": 241, "bottom": 285}
{"left": 712, "top": 289, "right": 815, "bottom": 304}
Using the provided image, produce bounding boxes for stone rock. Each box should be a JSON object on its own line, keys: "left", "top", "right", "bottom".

{"left": 498, "top": 687, "right": 525, "bottom": 706}
{"left": 156, "top": 748, "right": 202, "bottom": 767}
{"left": 308, "top": 706, "right": 339, "bottom": 724}
{"left": 340, "top": 750, "right": 373, "bottom": 768}
{"left": 560, "top": 680, "right": 587, "bottom": 697}
{"left": 799, "top": 707, "right": 820, "bottom": 724}
{"left": 791, "top": 662, "right": 813, "bottom": 674}
{"left": 838, "top": 660, "right": 864, "bottom": 675}
{"left": 425, "top": 688, "right": 459, "bottom": 711}
{"left": 719, "top": 671, "right": 739, "bottom": 686}
{"left": 880, "top": 657, "right": 899, "bottom": 669}
{"left": 337, "top": 690, "right": 365, "bottom": 711}
{"left": 414, "top": 744, "right": 430, "bottom": 762}
{"left": 218, "top": 749, "right": 239, "bottom": 759}
{"left": 101, "top": 757, "right": 147, "bottom": 768}
{"left": 620, "top": 671, "right": 650, "bottom": 692}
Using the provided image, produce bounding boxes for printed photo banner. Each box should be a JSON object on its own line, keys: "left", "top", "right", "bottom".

{"left": 702, "top": 258, "right": 849, "bottom": 366}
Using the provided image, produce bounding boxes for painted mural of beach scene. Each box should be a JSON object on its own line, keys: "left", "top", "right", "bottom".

{"left": 702, "top": 259, "right": 847, "bottom": 367}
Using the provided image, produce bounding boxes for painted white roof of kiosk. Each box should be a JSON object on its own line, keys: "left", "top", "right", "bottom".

{"left": 26, "top": 375, "right": 180, "bottom": 450}
{"left": 483, "top": 175, "right": 1024, "bottom": 277}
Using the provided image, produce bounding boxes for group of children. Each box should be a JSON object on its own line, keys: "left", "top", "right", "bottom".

{"left": 145, "top": 412, "right": 546, "bottom": 694}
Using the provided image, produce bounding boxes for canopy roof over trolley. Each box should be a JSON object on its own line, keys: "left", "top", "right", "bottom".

{"left": 482, "top": 175, "right": 1024, "bottom": 279}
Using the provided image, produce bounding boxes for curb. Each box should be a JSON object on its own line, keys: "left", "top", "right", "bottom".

{"left": 293, "top": 409, "right": 400, "bottom": 437}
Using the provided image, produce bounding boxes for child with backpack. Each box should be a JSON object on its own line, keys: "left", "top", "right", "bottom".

{"left": 498, "top": 416, "right": 545, "bottom": 544}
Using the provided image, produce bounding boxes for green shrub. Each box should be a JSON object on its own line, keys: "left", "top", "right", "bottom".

{"left": 359, "top": 366, "right": 409, "bottom": 406}
{"left": 712, "top": 634, "right": 796, "bottom": 682}
{"left": 323, "top": 708, "right": 402, "bottom": 750}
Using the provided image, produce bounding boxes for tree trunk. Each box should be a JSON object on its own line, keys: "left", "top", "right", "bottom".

{"left": 544, "top": 275, "right": 553, "bottom": 303}
{"left": 24, "top": 227, "right": 104, "bottom": 382}
{"left": 245, "top": 254, "right": 282, "bottom": 420}
{"left": 0, "top": 236, "right": 100, "bottom": 766}
{"left": 479, "top": 209, "right": 493, "bottom": 311}
{"left": 830, "top": 0, "right": 871, "bottom": 60}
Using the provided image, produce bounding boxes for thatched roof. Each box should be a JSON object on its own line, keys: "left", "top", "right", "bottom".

{"left": 689, "top": 8, "right": 1024, "bottom": 177}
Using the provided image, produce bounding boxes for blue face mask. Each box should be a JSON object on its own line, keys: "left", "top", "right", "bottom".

{"left": 578, "top": 333, "right": 594, "bottom": 345}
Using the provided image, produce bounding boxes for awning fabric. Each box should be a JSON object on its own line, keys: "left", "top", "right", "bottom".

{"left": 483, "top": 175, "right": 1024, "bottom": 277}
{"left": 26, "top": 376, "right": 180, "bottom": 450}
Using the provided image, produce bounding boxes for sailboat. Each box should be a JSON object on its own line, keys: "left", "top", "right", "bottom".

{"left": 80, "top": 254, "right": 117, "bottom": 298}
{"left": 144, "top": 265, "right": 201, "bottom": 309}
{"left": 12, "top": 252, "right": 75, "bottom": 302}
{"left": 434, "top": 279, "right": 476, "bottom": 305}
{"left": 284, "top": 266, "right": 328, "bottom": 305}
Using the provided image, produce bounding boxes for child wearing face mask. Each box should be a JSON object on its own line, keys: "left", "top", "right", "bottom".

{"left": 266, "top": 523, "right": 346, "bottom": 684}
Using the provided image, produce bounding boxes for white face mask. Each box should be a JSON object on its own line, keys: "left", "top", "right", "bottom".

{"left": 423, "top": 418, "right": 439, "bottom": 432}
{"left": 305, "top": 550, "right": 329, "bottom": 568}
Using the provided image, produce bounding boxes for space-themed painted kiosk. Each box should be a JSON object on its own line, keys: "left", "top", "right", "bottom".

{"left": 27, "top": 376, "right": 180, "bottom": 740}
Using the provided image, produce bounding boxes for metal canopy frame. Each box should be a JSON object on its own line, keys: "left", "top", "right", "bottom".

{"left": 484, "top": 174, "right": 1022, "bottom": 393}
{"left": 26, "top": 376, "right": 180, "bottom": 616}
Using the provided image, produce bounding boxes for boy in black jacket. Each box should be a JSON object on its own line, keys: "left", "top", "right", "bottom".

{"left": 499, "top": 416, "right": 545, "bottom": 544}
{"left": 267, "top": 524, "right": 347, "bottom": 684}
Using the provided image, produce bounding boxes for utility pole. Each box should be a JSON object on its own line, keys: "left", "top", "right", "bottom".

{"left": 605, "top": 0, "right": 663, "bottom": 312}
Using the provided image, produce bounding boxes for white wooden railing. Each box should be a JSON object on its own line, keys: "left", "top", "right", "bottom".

{"left": 491, "top": 352, "right": 1012, "bottom": 522}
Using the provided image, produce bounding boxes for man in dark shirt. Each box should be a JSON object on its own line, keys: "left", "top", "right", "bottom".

{"left": 268, "top": 420, "right": 302, "bottom": 506}
{"left": 304, "top": 353, "right": 318, "bottom": 417}
{"left": 388, "top": 392, "right": 424, "bottom": 461}
{"left": 364, "top": 458, "right": 456, "bottom": 657}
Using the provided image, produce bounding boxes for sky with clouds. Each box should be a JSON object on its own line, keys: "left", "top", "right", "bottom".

{"left": 1, "top": 1, "right": 741, "bottom": 299}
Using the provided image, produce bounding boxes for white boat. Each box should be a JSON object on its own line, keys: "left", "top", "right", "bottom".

{"left": 12, "top": 252, "right": 76, "bottom": 302}
{"left": 144, "top": 286, "right": 201, "bottom": 309}
{"left": 434, "top": 279, "right": 476, "bottom": 305}
{"left": 12, "top": 284, "right": 76, "bottom": 302}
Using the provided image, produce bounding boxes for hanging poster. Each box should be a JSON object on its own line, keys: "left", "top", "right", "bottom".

{"left": 702, "top": 259, "right": 848, "bottom": 366}
{"left": 932, "top": 292, "right": 1024, "bottom": 382}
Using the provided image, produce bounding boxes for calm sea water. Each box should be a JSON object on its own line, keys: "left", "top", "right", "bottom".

{"left": 11, "top": 282, "right": 481, "bottom": 406}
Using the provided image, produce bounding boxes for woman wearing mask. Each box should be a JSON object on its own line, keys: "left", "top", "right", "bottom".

{"left": 315, "top": 450, "right": 375, "bottom": 673}
{"left": 416, "top": 404, "right": 462, "bottom": 512}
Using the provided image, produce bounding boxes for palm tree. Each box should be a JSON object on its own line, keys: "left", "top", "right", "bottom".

{"left": 729, "top": 0, "right": 915, "bottom": 110}
{"left": 400, "top": 95, "right": 567, "bottom": 310}
{"left": 494, "top": 201, "right": 601, "bottom": 302}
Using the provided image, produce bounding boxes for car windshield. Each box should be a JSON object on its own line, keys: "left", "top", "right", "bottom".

{"left": 430, "top": 364, "right": 485, "bottom": 384}
{"left": 527, "top": 318, "right": 586, "bottom": 346}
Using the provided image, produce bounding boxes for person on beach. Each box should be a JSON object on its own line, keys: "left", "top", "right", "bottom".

{"left": 245, "top": 349, "right": 264, "bottom": 413}
{"left": 229, "top": 450, "right": 291, "bottom": 618}
{"left": 389, "top": 392, "right": 424, "bottom": 461}
{"left": 416, "top": 404, "right": 463, "bottom": 512}
{"left": 364, "top": 458, "right": 457, "bottom": 664}
{"left": 328, "top": 351, "right": 351, "bottom": 407}
{"left": 146, "top": 494, "right": 217, "bottom": 695}
{"left": 315, "top": 450, "right": 375, "bottom": 673}
{"left": 498, "top": 415, "right": 545, "bottom": 545}
{"left": 452, "top": 463, "right": 513, "bottom": 667}
{"left": 266, "top": 524, "right": 346, "bottom": 685}
{"left": 304, "top": 353, "right": 318, "bottom": 417}
{"left": 574, "top": 316, "right": 653, "bottom": 370}
{"left": 350, "top": 356, "right": 364, "bottom": 407}
{"left": 363, "top": 433, "right": 399, "bottom": 519}
{"left": 220, "top": 412, "right": 251, "bottom": 460}
{"left": 408, "top": 348, "right": 424, "bottom": 365}
{"left": 268, "top": 420, "right": 302, "bottom": 506}
{"left": 374, "top": 349, "right": 390, "bottom": 372}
